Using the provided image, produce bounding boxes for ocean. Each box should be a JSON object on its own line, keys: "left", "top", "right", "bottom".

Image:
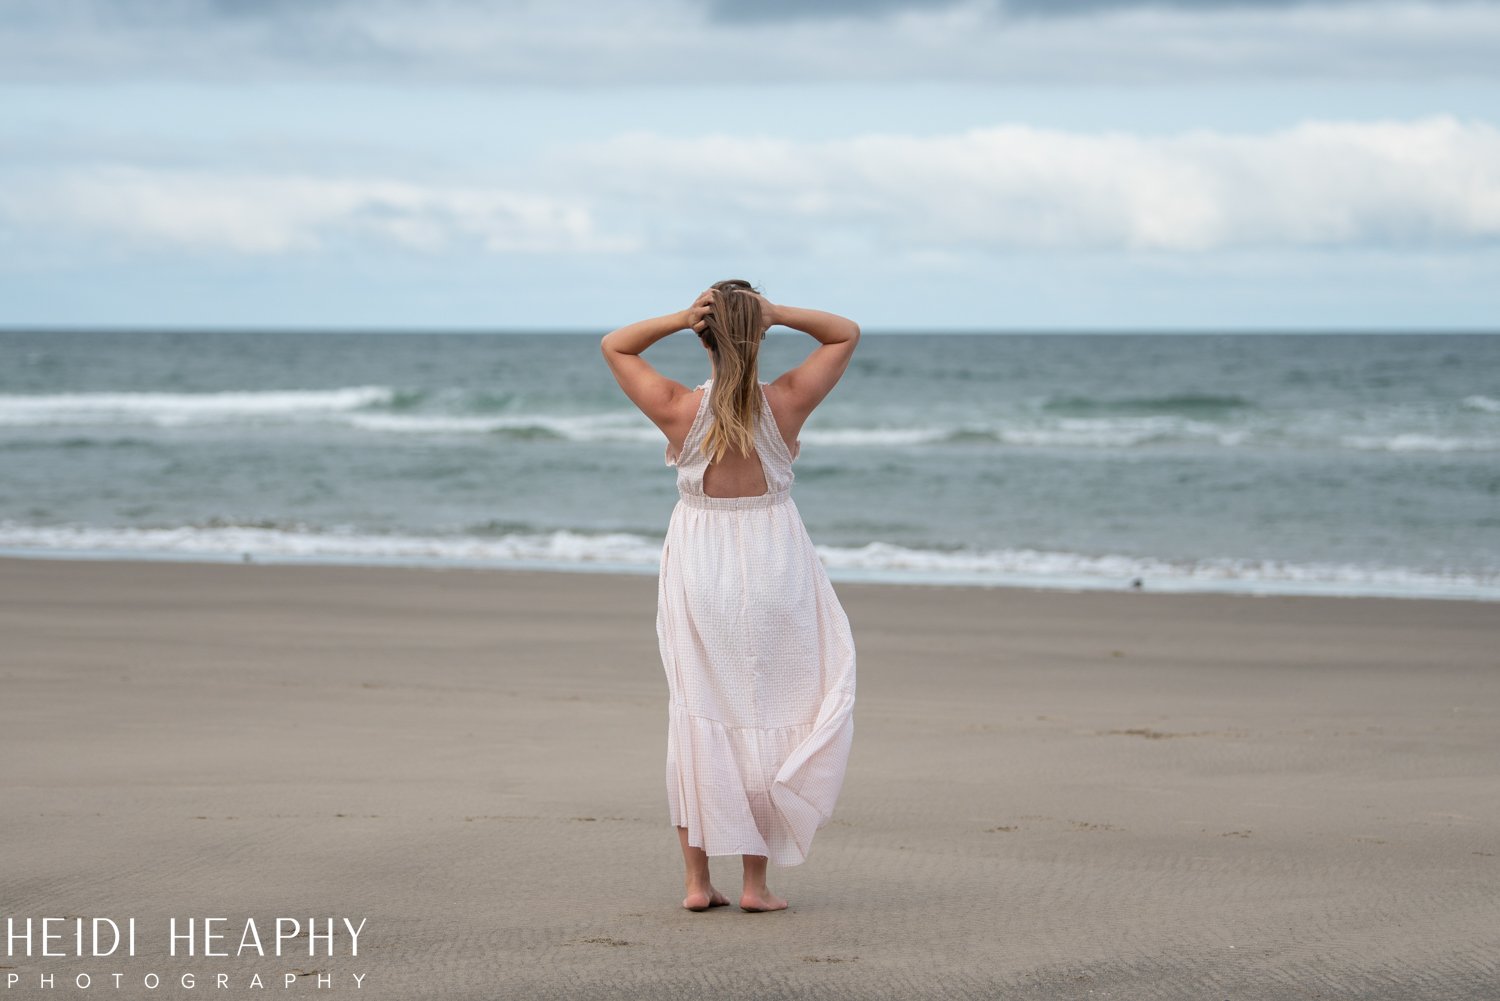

{"left": 2, "top": 330, "right": 1497, "bottom": 600}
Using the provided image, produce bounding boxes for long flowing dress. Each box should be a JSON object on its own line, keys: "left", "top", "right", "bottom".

{"left": 658, "top": 378, "right": 856, "bottom": 867}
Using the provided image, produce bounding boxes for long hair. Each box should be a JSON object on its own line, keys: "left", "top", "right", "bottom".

{"left": 698, "top": 279, "right": 766, "bottom": 463}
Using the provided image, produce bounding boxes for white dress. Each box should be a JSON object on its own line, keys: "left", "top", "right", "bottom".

{"left": 658, "top": 379, "right": 856, "bottom": 867}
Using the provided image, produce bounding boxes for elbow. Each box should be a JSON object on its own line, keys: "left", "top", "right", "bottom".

{"left": 846, "top": 321, "right": 862, "bottom": 345}
{"left": 599, "top": 335, "right": 620, "bottom": 370}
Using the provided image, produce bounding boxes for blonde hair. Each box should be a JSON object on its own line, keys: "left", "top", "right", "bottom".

{"left": 697, "top": 279, "right": 765, "bottom": 464}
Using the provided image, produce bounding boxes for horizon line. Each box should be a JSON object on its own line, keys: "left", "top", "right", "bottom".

{"left": 2, "top": 325, "right": 1497, "bottom": 336}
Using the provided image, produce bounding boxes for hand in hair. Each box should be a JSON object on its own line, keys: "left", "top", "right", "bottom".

{"left": 744, "top": 291, "right": 778, "bottom": 334}
{"left": 698, "top": 285, "right": 776, "bottom": 337}
{"left": 687, "top": 290, "right": 714, "bottom": 333}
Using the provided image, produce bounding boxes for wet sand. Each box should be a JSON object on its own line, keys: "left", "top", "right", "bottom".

{"left": 2, "top": 556, "right": 1497, "bottom": 999}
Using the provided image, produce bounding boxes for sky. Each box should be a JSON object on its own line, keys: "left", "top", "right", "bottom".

{"left": 0, "top": 0, "right": 1497, "bottom": 331}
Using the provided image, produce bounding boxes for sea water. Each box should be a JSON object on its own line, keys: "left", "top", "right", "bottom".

{"left": 2, "top": 330, "right": 1496, "bottom": 600}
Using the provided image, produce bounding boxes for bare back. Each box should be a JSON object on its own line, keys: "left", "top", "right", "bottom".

{"left": 701, "top": 384, "right": 802, "bottom": 498}
{"left": 703, "top": 445, "right": 768, "bottom": 498}
{"left": 665, "top": 381, "right": 801, "bottom": 502}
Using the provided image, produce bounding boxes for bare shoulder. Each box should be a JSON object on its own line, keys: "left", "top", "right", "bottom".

{"left": 759, "top": 381, "right": 803, "bottom": 447}
{"left": 767, "top": 335, "right": 858, "bottom": 428}
{"left": 673, "top": 383, "right": 705, "bottom": 420}
{"left": 661, "top": 383, "right": 708, "bottom": 453}
{"left": 640, "top": 377, "right": 699, "bottom": 430}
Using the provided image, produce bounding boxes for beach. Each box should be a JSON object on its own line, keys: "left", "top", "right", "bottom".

{"left": 2, "top": 555, "right": 1497, "bottom": 1000}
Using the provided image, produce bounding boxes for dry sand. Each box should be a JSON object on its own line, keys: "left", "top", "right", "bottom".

{"left": 1, "top": 555, "right": 1497, "bottom": 1000}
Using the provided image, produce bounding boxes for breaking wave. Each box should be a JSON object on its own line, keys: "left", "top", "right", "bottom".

{"left": 1, "top": 521, "right": 1493, "bottom": 601}
{"left": 2, "top": 387, "right": 1495, "bottom": 452}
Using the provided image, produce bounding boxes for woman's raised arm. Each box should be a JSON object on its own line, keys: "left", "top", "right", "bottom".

{"left": 764, "top": 298, "right": 861, "bottom": 432}
{"left": 600, "top": 293, "right": 713, "bottom": 429}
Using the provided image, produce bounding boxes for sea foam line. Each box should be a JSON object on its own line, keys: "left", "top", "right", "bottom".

{"left": 0, "top": 387, "right": 395, "bottom": 426}
{"left": 4, "top": 389, "right": 1496, "bottom": 452}
{"left": 0, "top": 522, "right": 1493, "bottom": 601}
{"left": 1461, "top": 394, "right": 1500, "bottom": 413}
{"left": 1339, "top": 433, "right": 1499, "bottom": 453}
{"left": 0, "top": 522, "right": 662, "bottom": 566}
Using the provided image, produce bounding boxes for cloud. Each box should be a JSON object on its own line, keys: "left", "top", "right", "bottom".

{"left": 568, "top": 115, "right": 1500, "bottom": 254}
{"left": 0, "top": 0, "right": 1497, "bottom": 84}
{"left": 7, "top": 117, "right": 1496, "bottom": 260}
{"left": 703, "top": 0, "right": 1361, "bottom": 22}
{"left": 0, "top": 167, "right": 632, "bottom": 255}
{"left": 703, "top": 0, "right": 969, "bottom": 21}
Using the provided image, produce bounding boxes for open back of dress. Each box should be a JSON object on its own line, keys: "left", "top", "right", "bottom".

{"left": 658, "top": 379, "right": 856, "bottom": 866}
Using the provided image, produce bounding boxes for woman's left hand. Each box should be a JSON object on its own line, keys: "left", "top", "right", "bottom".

{"left": 745, "top": 291, "right": 778, "bottom": 333}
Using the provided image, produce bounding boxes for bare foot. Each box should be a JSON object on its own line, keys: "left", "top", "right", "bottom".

{"left": 740, "top": 888, "right": 788, "bottom": 912}
{"left": 683, "top": 886, "right": 732, "bottom": 911}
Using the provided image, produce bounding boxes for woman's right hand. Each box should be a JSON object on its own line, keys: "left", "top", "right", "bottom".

{"left": 685, "top": 290, "right": 714, "bottom": 333}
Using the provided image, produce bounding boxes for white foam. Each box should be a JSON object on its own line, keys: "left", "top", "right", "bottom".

{"left": 0, "top": 387, "right": 395, "bottom": 427}
{"left": 0, "top": 389, "right": 673, "bottom": 441}
{"left": 1339, "top": 433, "right": 1499, "bottom": 453}
{"left": 801, "top": 416, "right": 1230, "bottom": 449}
{"left": 342, "top": 411, "right": 661, "bottom": 441}
{"left": 814, "top": 541, "right": 1499, "bottom": 599}
{"left": 995, "top": 416, "right": 1224, "bottom": 448}
{"left": 1460, "top": 394, "right": 1500, "bottom": 413}
{"left": 0, "top": 521, "right": 1493, "bottom": 601}
{"left": 7, "top": 390, "right": 1492, "bottom": 455}
{"left": 799, "top": 427, "right": 950, "bottom": 446}
{"left": 0, "top": 521, "right": 666, "bottom": 567}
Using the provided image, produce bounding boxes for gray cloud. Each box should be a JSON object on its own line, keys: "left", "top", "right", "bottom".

{"left": 1000, "top": 0, "right": 1362, "bottom": 13}
{"left": 0, "top": 165, "right": 630, "bottom": 255}
{"left": 1, "top": 0, "right": 1498, "bottom": 84}
{"left": 702, "top": 0, "right": 1436, "bottom": 22}
{"left": 7, "top": 117, "right": 1496, "bottom": 258}
{"left": 565, "top": 117, "right": 1500, "bottom": 255}
{"left": 703, "top": 0, "right": 968, "bottom": 22}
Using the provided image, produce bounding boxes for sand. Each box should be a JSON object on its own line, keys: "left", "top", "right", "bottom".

{"left": 1, "top": 555, "right": 1497, "bottom": 1000}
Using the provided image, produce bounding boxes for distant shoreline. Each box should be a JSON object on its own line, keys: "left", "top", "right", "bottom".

{"left": 2, "top": 550, "right": 1495, "bottom": 604}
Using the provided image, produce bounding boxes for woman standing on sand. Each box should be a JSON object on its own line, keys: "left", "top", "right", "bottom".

{"left": 601, "top": 280, "right": 859, "bottom": 913}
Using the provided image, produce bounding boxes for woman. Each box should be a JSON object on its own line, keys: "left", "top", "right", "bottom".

{"left": 600, "top": 280, "right": 860, "bottom": 913}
